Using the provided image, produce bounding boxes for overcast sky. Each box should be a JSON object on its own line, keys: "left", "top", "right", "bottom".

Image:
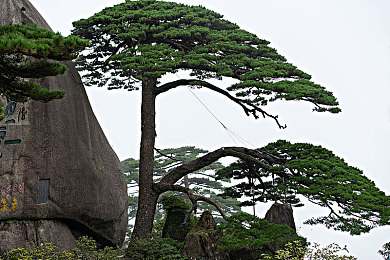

{"left": 29, "top": 0, "right": 390, "bottom": 258}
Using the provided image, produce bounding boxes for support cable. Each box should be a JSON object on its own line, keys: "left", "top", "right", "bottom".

{"left": 187, "top": 86, "right": 256, "bottom": 148}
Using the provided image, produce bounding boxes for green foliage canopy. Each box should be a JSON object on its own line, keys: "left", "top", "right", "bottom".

{"left": 72, "top": 0, "right": 340, "bottom": 125}
{"left": 218, "top": 212, "right": 305, "bottom": 259}
{"left": 0, "top": 23, "right": 88, "bottom": 118}
{"left": 126, "top": 237, "right": 186, "bottom": 260}
{"left": 217, "top": 140, "right": 390, "bottom": 235}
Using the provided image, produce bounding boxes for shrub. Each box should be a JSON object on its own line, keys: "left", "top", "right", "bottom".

{"left": 126, "top": 237, "right": 187, "bottom": 260}
{"left": 72, "top": 236, "right": 124, "bottom": 259}
{"left": 1, "top": 236, "right": 123, "bottom": 260}
{"left": 262, "top": 240, "right": 357, "bottom": 260}
{"left": 218, "top": 212, "right": 306, "bottom": 258}
{"left": 2, "top": 243, "right": 74, "bottom": 260}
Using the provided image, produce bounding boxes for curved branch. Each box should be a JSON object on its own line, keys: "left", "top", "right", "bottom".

{"left": 160, "top": 146, "right": 284, "bottom": 185}
{"left": 154, "top": 148, "right": 181, "bottom": 162}
{"left": 154, "top": 183, "right": 227, "bottom": 219}
{"left": 155, "top": 79, "right": 286, "bottom": 129}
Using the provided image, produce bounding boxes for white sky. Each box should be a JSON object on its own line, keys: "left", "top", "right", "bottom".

{"left": 29, "top": 0, "right": 390, "bottom": 259}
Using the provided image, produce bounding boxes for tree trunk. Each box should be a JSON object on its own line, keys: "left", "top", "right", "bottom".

{"left": 132, "top": 78, "right": 159, "bottom": 239}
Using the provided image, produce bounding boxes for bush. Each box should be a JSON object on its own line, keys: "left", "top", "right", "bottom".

{"left": 1, "top": 236, "right": 123, "bottom": 260}
{"left": 218, "top": 212, "right": 306, "bottom": 258}
{"left": 2, "top": 243, "right": 74, "bottom": 260}
{"left": 126, "top": 237, "right": 187, "bottom": 260}
{"left": 72, "top": 236, "right": 124, "bottom": 259}
{"left": 261, "top": 240, "right": 357, "bottom": 260}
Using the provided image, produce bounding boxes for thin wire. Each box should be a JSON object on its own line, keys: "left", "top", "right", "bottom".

{"left": 173, "top": 73, "right": 253, "bottom": 147}
{"left": 187, "top": 86, "right": 238, "bottom": 145}
{"left": 225, "top": 128, "right": 238, "bottom": 146}
{"left": 187, "top": 87, "right": 227, "bottom": 129}
{"left": 187, "top": 86, "right": 255, "bottom": 148}
{"left": 227, "top": 128, "right": 256, "bottom": 148}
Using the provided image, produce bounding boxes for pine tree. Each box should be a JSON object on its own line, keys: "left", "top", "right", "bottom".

{"left": 0, "top": 22, "right": 88, "bottom": 118}
{"left": 72, "top": 0, "right": 390, "bottom": 240}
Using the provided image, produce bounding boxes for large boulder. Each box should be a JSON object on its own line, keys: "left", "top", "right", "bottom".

{"left": 0, "top": 0, "right": 128, "bottom": 252}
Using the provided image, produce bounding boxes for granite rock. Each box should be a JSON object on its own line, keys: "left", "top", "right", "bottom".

{"left": 264, "top": 202, "right": 297, "bottom": 252}
{"left": 0, "top": 0, "right": 128, "bottom": 250}
{"left": 0, "top": 220, "right": 77, "bottom": 254}
{"left": 181, "top": 211, "right": 228, "bottom": 260}
{"left": 264, "top": 202, "right": 296, "bottom": 231}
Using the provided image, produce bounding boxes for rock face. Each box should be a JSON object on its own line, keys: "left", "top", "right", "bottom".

{"left": 0, "top": 220, "right": 77, "bottom": 253}
{"left": 0, "top": 0, "right": 128, "bottom": 252}
{"left": 181, "top": 211, "right": 228, "bottom": 260}
{"left": 264, "top": 203, "right": 296, "bottom": 231}
{"left": 264, "top": 203, "right": 297, "bottom": 253}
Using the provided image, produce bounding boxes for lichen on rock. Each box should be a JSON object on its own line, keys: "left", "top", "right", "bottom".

{"left": 181, "top": 211, "right": 228, "bottom": 260}
{"left": 161, "top": 195, "right": 194, "bottom": 242}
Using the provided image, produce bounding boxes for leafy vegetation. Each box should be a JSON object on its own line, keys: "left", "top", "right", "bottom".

{"left": 2, "top": 243, "right": 74, "bottom": 260}
{"left": 126, "top": 237, "right": 186, "bottom": 260}
{"left": 217, "top": 140, "right": 390, "bottom": 235}
{"left": 2, "top": 1, "right": 387, "bottom": 259}
{"left": 262, "top": 240, "right": 357, "bottom": 260}
{"left": 0, "top": 233, "right": 359, "bottom": 260}
{"left": 72, "top": 0, "right": 340, "bottom": 114}
{"left": 218, "top": 212, "right": 305, "bottom": 259}
{"left": 1, "top": 236, "right": 123, "bottom": 260}
{"left": 0, "top": 22, "right": 88, "bottom": 118}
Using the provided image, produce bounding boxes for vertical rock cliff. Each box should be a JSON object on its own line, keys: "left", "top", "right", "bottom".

{"left": 0, "top": 0, "right": 128, "bottom": 252}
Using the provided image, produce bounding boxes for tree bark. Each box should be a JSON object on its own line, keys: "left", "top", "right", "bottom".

{"left": 132, "top": 78, "right": 159, "bottom": 239}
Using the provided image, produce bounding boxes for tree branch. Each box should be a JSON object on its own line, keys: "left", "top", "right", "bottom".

{"left": 154, "top": 183, "right": 227, "bottom": 219}
{"left": 154, "top": 147, "right": 181, "bottom": 162}
{"left": 155, "top": 79, "right": 287, "bottom": 129}
{"left": 104, "top": 41, "right": 127, "bottom": 66}
{"left": 159, "top": 146, "right": 284, "bottom": 185}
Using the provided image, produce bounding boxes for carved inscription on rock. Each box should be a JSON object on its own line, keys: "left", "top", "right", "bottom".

{"left": 0, "top": 182, "right": 24, "bottom": 214}
{"left": 0, "top": 97, "right": 29, "bottom": 160}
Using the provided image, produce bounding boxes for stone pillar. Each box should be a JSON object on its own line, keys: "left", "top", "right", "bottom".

{"left": 264, "top": 202, "right": 296, "bottom": 231}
